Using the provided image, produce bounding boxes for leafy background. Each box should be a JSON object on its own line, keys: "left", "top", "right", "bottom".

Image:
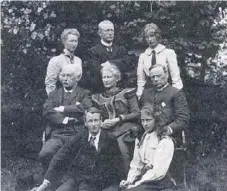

{"left": 1, "top": 1, "right": 227, "bottom": 191}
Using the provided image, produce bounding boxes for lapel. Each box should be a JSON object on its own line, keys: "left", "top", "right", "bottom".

{"left": 57, "top": 88, "right": 64, "bottom": 105}
{"left": 67, "top": 86, "right": 80, "bottom": 105}
{"left": 97, "top": 130, "right": 106, "bottom": 153}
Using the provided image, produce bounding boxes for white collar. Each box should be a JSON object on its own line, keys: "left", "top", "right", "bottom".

{"left": 63, "top": 49, "right": 74, "bottom": 57}
{"left": 144, "top": 44, "right": 166, "bottom": 55}
{"left": 156, "top": 83, "right": 169, "bottom": 92}
{"left": 101, "top": 40, "right": 113, "bottom": 47}
{"left": 88, "top": 130, "right": 101, "bottom": 142}
{"left": 64, "top": 88, "right": 74, "bottom": 93}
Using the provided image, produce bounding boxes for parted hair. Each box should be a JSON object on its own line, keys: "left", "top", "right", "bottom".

{"left": 61, "top": 28, "right": 80, "bottom": 43}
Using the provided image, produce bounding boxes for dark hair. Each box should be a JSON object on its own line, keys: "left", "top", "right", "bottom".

{"left": 86, "top": 107, "right": 102, "bottom": 115}
{"left": 141, "top": 104, "right": 156, "bottom": 119}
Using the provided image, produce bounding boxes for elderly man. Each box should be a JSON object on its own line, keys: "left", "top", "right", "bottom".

{"left": 45, "top": 28, "right": 82, "bottom": 95}
{"left": 86, "top": 20, "right": 133, "bottom": 93}
{"left": 140, "top": 64, "right": 189, "bottom": 146}
{"left": 34, "top": 107, "right": 124, "bottom": 191}
{"left": 39, "top": 64, "right": 92, "bottom": 174}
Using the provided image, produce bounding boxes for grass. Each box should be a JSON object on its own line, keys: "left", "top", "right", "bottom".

{"left": 1, "top": 152, "right": 227, "bottom": 191}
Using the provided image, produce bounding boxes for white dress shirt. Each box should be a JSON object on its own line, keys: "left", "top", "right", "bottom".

{"left": 126, "top": 131, "right": 174, "bottom": 186}
{"left": 136, "top": 44, "right": 183, "bottom": 98}
{"left": 88, "top": 130, "right": 101, "bottom": 151}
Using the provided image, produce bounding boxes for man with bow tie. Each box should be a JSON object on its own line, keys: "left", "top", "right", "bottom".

{"left": 34, "top": 107, "right": 124, "bottom": 191}
{"left": 39, "top": 64, "right": 92, "bottom": 175}
{"left": 86, "top": 20, "right": 134, "bottom": 93}
{"left": 45, "top": 28, "right": 82, "bottom": 96}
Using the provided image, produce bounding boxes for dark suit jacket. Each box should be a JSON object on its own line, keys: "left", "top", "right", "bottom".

{"left": 45, "top": 129, "right": 125, "bottom": 189}
{"left": 140, "top": 85, "right": 190, "bottom": 145}
{"left": 43, "top": 86, "right": 92, "bottom": 134}
{"left": 84, "top": 42, "right": 133, "bottom": 92}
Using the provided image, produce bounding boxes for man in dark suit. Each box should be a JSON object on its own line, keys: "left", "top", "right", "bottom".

{"left": 85, "top": 20, "right": 134, "bottom": 93}
{"left": 39, "top": 64, "right": 92, "bottom": 173}
{"left": 140, "top": 64, "right": 190, "bottom": 146}
{"left": 34, "top": 107, "right": 124, "bottom": 191}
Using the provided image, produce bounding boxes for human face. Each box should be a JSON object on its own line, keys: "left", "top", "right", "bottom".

{"left": 141, "top": 113, "right": 155, "bottom": 132}
{"left": 60, "top": 68, "right": 78, "bottom": 89}
{"left": 99, "top": 25, "right": 114, "bottom": 43}
{"left": 102, "top": 70, "right": 117, "bottom": 88}
{"left": 144, "top": 31, "right": 159, "bottom": 49}
{"left": 85, "top": 113, "right": 102, "bottom": 136}
{"left": 63, "top": 34, "right": 78, "bottom": 53}
{"left": 150, "top": 66, "right": 168, "bottom": 88}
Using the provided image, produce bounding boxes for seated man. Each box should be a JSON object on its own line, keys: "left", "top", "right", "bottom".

{"left": 39, "top": 64, "right": 92, "bottom": 174}
{"left": 34, "top": 107, "right": 124, "bottom": 191}
{"left": 140, "top": 64, "right": 190, "bottom": 147}
{"left": 120, "top": 105, "right": 175, "bottom": 191}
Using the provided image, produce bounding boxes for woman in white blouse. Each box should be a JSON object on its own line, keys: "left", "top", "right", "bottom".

{"left": 120, "top": 104, "right": 175, "bottom": 191}
{"left": 136, "top": 23, "right": 183, "bottom": 98}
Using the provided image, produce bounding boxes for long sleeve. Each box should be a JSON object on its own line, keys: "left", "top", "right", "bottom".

{"left": 63, "top": 90, "right": 92, "bottom": 113}
{"left": 166, "top": 49, "right": 183, "bottom": 90}
{"left": 122, "top": 89, "right": 140, "bottom": 122}
{"left": 137, "top": 54, "right": 146, "bottom": 98}
{"left": 136, "top": 137, "right": 174, "bottom": 185}
{"left": 45, "top": 57, "right": 61, "bottom": 95}
{"left": 127, "top": 139, "right": 144, "bottom": 183}
{"left": 168, "top": 90, "right": 190, "bottom": 133}
{"left": 43, "top": 92, "right": 66, "bottom": 125}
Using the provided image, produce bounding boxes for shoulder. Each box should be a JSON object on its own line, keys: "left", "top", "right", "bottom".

{"left": 77, "top": 86, "right": 91, "bottom": 94}
{"left": 165, "top": 85, "right": 180, "bottom": 95}
{"left": 74, "top": 56, "right": 82, "bottom": 63}
{"left": 159, "top": 136, "right": 174, "bottom": 148}
{"left": 122, "top": 88, "right": 137, "bottom": 98}
{"left": 160, "top": 45, "right": 176, "bottom": 56}
{"left": 49, "top": 54, "right": 64, "bottom": 62}
{"left": 88, "top": 43, "right": 102, "bottom": 52}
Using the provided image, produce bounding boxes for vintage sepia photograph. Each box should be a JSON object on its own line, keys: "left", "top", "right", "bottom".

{"left": 1, "top": 1, "right": 227, "bottom": 191}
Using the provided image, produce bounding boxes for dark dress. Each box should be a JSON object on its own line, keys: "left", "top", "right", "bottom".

{"left": 92, "top": 87, "right": 141, "bottom": 174}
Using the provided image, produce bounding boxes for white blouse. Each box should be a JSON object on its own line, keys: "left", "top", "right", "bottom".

{"left": 126, "top": 132, "right": 174, "bottom": 186}
{"left": 136, "top": 44, "right": 183, "bottom": 98}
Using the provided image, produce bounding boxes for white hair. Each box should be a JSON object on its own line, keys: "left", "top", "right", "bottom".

{"left": 101, "top": 61, "right": 121, "bottom": 82}
{"left": 98, "top": 20, "right": 114, "bottom": 31}
{"left": 60, "top": 64, "right": 82, "bottom": 81}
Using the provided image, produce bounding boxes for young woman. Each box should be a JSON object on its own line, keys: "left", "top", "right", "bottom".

{"left": 120, "top": 104, "right": 175, "bottom": 191}
{"left": 92, "top": 61, "right": 141, "bottom": 175}
{"left": 136, "top": 23, "right": 183, "bottom": 98}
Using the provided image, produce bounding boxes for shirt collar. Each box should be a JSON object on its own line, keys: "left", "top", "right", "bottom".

{"left": 144, "top": 44, "right": 166, "bottom": 55}
{"left": 64, "top": 88, "right": 74, "bottom": 93}
{"left": 63, "top": 49, "right": 74, "bottom": 57}
{"left": 88, "top": 130, "right": 101, "bottom": 143}
{"left": 101, "top": 40, "right": 113, "bottom": 47}
{"left": 156, "top": 83, "right": 169, "bottom": 92}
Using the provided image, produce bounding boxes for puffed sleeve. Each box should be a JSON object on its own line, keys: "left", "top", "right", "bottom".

{"left": 45, "top": 57, "right": 61, "bottom": 95}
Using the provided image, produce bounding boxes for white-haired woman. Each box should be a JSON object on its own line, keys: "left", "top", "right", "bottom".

{"left": 120, "top": 104, "right": 175, "bottom": 191}
{"left": 45, "top": 28, "right": 82, "bottom": 95}
{"left": 136, "top": 23, "right": 183, "bottom": 98}
{"left": 92, "top": 61, "right": 141, "bottom": 175}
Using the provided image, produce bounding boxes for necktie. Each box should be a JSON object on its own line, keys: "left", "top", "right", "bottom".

{"left": 106, "top": 46, "right": 112, "bottom": 52}
{"left": 66, "top": 55, "right": 74, "bottom": 64}
{"left": 89, "top": 136, "right": 96, "bottom": 149}
{"left": 63, "top": 92, "right": 71, "bottom": 105}
{"left": 151, "top": 50, "right": 156, "bottom": 66}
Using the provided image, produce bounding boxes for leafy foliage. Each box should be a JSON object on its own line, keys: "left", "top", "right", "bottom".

{"left": 1, "top": 1, "right": 227, "bottom": 157}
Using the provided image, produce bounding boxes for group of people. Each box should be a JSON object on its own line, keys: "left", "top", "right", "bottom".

{"left": 33, "top": 20, "right": 190, "bottom": 191}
